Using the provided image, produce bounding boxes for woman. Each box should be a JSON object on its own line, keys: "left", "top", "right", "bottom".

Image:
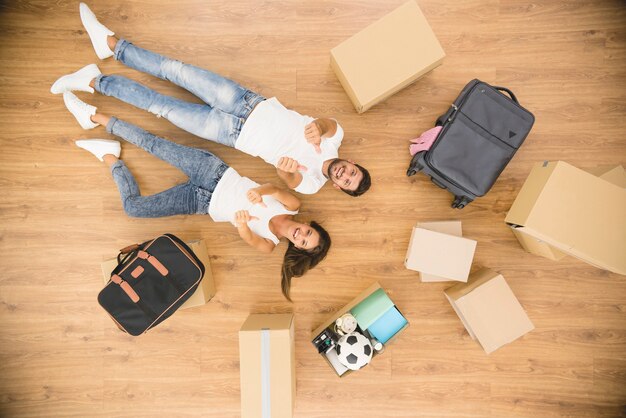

{"left": 75, "top": 110, "right": 330, "bottom": 301}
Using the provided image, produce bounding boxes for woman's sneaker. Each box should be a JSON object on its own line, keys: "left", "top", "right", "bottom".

{"left": 63, "top": 91, "right": 99, "bottom": 129}
{"left": 76, "top": 139, "right": 121, "bottom": 162}
{"left": 79, "top": 3, "right": 115, "bottom": 59}
{"left": 50, "top": 64, "right": 101, "bottom": 94}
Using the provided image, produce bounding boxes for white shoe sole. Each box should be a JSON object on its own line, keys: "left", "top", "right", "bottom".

{"left": 50, "top": 63, "right": 101, "bottom": 94}
{"left": 79, "top": 3, "right": 115, "bottom": 60}
{"left": 76, "top": 139, "right": 121, "bottom": 162}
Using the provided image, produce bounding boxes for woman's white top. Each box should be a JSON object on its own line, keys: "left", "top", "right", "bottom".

{"left": 208, "top": 168, "right": 298, "bottom": 245}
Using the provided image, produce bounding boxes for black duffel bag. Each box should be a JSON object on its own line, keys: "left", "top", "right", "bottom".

{"left": 407, "top": 79, "right": 535, "bottom": 208}
{"left": 98, "top": 234, "right": 205, "bottom": 336}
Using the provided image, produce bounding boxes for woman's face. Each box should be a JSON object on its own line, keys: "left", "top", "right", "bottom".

{"left": 287, "top": 222, "right": 320, "bottom": 250}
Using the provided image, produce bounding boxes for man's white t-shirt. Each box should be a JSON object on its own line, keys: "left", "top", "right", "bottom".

{"left": 234, "top": 97, "right": 344, "bottom": 194}
{"left": 208, "top": 168, "right": 298, "bottom": 245}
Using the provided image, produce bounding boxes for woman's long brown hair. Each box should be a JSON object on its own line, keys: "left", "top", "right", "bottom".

{"left": 280, "top": 221, "right": 331, "bottom": 301}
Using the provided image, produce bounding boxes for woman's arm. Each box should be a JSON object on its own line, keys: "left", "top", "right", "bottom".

{"left": 248, "top": 183, "right": 301, "bottom": 211}
{"left": 235, "top": 210, "right": 276, "bottom": 254}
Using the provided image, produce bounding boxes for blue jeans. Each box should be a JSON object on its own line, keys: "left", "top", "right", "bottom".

{"left": 95, "top": 39, "right": 266, "bottom": 147}
{"left": 108, "top": 117, "right": 229, "bottom": 218}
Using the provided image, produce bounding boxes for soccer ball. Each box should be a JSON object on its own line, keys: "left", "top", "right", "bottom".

{"left": 336, "top": 332, "right": 373, "bottom": 370}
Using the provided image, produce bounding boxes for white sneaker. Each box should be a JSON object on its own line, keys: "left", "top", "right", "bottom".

{"left": 50, "top": 64, "right": 101, "bottom": 94}
{"left": 63, "top": 91, "right": 99, "bottom": 130}
{"left": 76, "top": 139, "right": 121, "bottom": 162}
{"left": 79, "top": 3, "right": 115, "bottom": 60}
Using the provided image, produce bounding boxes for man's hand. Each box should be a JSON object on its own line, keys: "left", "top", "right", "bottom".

{"left": 277, "top": 157, "right": 307, "bottom": 173}
{"left": 234, "top": 210, "right": 259, "bottom": 228}
{"left": 246, "top": 188, "right": 267, "bottom": 208}
{"left": 304, "top": 121, "right": 322, "bottom": 154}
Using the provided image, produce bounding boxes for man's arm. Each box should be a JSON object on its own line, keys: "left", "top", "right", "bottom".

{"left": 276, "top": 156, "right": 307, "bottom": 190}
{"left": 304, "top": 118, "right": 338, "bottom": 153}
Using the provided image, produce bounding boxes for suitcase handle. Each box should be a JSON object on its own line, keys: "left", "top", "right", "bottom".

{"left": 493, "top": 86, "right": 518, "bottom": 104}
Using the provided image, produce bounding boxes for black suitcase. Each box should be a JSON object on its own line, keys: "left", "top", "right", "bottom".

{"left": 98, "top": 234, "right": 205, "bottom": 336}
{"left": 407, "top": 79, "right": 535, "bottom": 208}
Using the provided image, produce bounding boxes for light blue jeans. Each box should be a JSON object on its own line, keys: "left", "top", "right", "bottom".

{"left": 95, "top": 39, "right": 266, "bottom": 147}
{"left": 108, "top": 117, "right": 229, "bottom": 217}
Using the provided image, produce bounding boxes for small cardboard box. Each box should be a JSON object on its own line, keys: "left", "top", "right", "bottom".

{"left": 405, "top": 226, "right": 476, "bottom": 282}
{"left": 506, "top": 161, "right": 626, "bottom": 275}
{"left": 445, "top": 268, "right": 534, "bottom": 354}
{"left": 100, "top": 240, "right": 216, "bottom": 310}
{"left": 414, "top": 221, "right": 465, "bottom": 282}
{"left": 311, "top": 283, "right": 409, "bottom": 378}
{"left": 330, "top": 0, "right": 445, "bottom": 113}
{"left": 239, "top": 314, "right": 295, "bottom": 418}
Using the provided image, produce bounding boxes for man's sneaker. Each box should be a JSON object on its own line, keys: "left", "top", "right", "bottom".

{"left": 79, "top": 3, "right": 115, "bottom": 60}
{"left": 76, "top": 139, "right": 121, "bottom": 162}
{"left": 63, "top": 91, "right": 99, "bottom": 130}
{"left": 50, "top": 64, "right": 101, "bottom": 94}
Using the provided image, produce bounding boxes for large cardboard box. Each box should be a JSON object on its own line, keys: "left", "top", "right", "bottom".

{"left": 239, "top": 314, "right": 295, "bottom": 418}
{"left": 445, "top": 268, "right": 534, "bottom": 354}
{"left": 405, "top": 226, "right": 476, "bottom": 282}
{"left": 311, "top": 283, "right": 409, "bottom": 378}
{"left": 100, "top": 240, "right": 216, "bottom": 310}
{"left": 330, "top": 0, "right": 445, "bottom": 113}
{"left": 506, "top": 161, "right": 626, "bottom": 274}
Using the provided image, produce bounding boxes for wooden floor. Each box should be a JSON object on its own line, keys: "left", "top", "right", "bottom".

{"left": 1, "top": 0, "right": 625, "bottom": 417}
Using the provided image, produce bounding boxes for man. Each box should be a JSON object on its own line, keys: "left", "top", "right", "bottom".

{"left": 52, "top": 3, "right": 371, "bottom": 196}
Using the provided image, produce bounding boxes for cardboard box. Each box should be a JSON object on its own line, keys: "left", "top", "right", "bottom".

{"left": 100, "top": 240, "right": 216, "bottom": 310}
{"left": 506, "top": 161, "right": 626, "bottom": 275}
{"left": 239, "top": 314, "right": 295, "bottom": 418}
{"left": 405, "top": 226, "right": 476, "bottom": 282}
{"left": 330, "top": 0, "right": 445, "bottom": 113}
{"left": 414, "top": 221, "right": 465, "bottom": 281}
{"left": 311, "top": 283, "right": 409, "bottom": 378}
{"left": 509, "top": 228, "right": 567, "bottom": 261}
{"left": 585, "top": 165, "right": 626, "bottom": 188}
{"left": 445, "top": 268, "right": 534, "bottom": 354}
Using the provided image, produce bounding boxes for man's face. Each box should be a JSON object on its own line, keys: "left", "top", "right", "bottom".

{"left": 326, "top": 159, "right": 363, "bottom": 192}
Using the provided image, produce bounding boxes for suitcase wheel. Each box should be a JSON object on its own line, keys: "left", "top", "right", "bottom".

{"left": 452, "top": 196, "right": 471, "bottom": 209}
{"left": 407, "top": 152, "right": 425, "bottom": 177}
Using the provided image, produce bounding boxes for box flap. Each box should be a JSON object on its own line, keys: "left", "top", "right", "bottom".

{"left": 405, "top": 228, "right": 476, "bottom": 281}
{"left": 456, "top": 276, "right": 534, "bottom": 354}
{"left": 509, "top": 226, "right": 568, "bottom": 261}
{"left": 312, "top": 282, "right": 382, "bottom": 338}
{"left": 507, "top": 161, "right": 626, "bottom": 274}
{"left": 599, "top": 165, "right": 626, "bottom": 188}
{"left": 416, "top": 221, "right": 463, "bottom": 281}
{"left": 331, "top": 0, "right": 445, "bottom": 110}
{"left": 240, "top": 313, "right": 294, "bottom": 332}
{"left": 444, "top": 268, "right": 499, "bottom": 301}
{"left": 447, "top": 270, "right": 534, "bottom": 354}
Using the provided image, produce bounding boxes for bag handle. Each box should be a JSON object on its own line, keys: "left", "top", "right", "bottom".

{"left": 116, "top": 243, "right": 140, "bottom": 265}
{"left": 431, "top": 177, "right": 447, "bottom": 189}
{"left": 492, "top": 86, "right": 518, "bottom": 104}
